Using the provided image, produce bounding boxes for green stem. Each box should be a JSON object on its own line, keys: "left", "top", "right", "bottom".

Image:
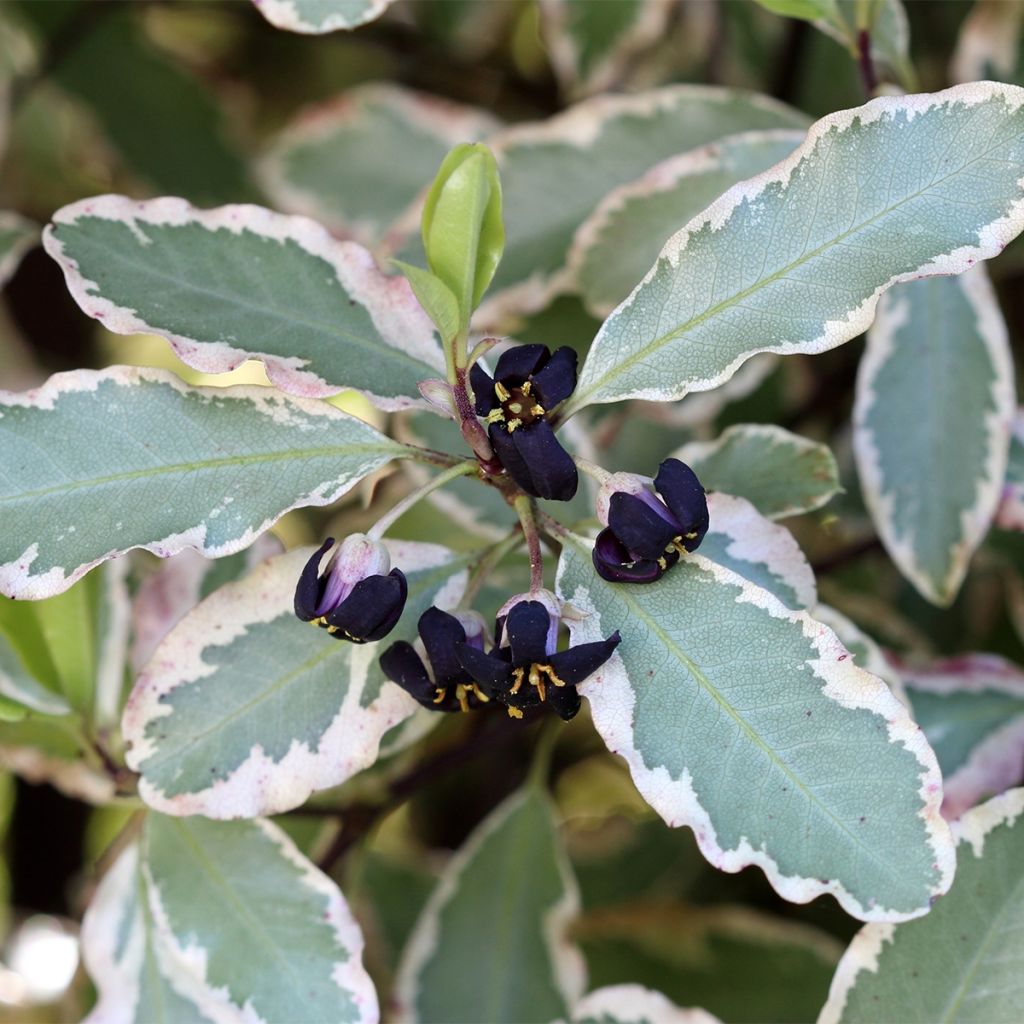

{"left": 574, "top": 455, "right": 614, "bottom": 486}
{"left": 459, "top": 529, "right": 523, "bottom": 609}
{"left": 514, "top": 495, "right": 545, "bottom": 593}
{"left": 368, "top": 461, "right": 477, "bottom": 539}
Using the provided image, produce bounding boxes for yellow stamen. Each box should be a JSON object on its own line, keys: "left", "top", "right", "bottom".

{"left": 510, "top": 667, "right": 525, "bottom": 694}
{"left": 530, "top": 404, "right": 546, "bottom": 416}
{"left": 538, "top": 663, "right": 568, "bottom": 687}
{"left": 486, "top": 408, "right": 505, "bottom": 424}
{"left": 685, "top": 530, "right": 699, "bottom": 539}
{"left": 506, "top": 418, "right": 523, "bottom": 432}
{"left": 521, "top": 381, "right": 532, "bottom": 395}
{"left": 432, "top": 687, "right": 447, "bottom": 705}
{"left": 455, "top": 684, "right": 470, "bottom": 713}
{"left": 326, "top": 624, "right": 340, "bottom": 635}
{"left": 494, "top": 381, "right": 510, "bottom": 401}
{"left": 529, "top": 664, "right": 546, "bottom": 702}
{"left": 507, "top": 706, "right": 524, "bottom": 720}
{"left": 657, "top": 556, "right": 668, "bottom": 570}
{"left": 471, "top": 684, "right": 490, "bottom": 703}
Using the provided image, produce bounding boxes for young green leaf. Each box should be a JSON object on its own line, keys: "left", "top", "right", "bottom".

{"left": 900, "top": 653, "right": 1024, "bottom": 820}
{"left": 854, "top": 267, "right": 1015, "bottom": 606}
{"left": 395, "top": 787, "right": 584, "bottom": 1024}
{"left": 0, "top": 368, "right": 406, "bottom": 600}
{"left": 421, "top": 143, "right": 504, "bottom": 330}
{"left": 556, "top": 534, "right": 954, "bottom": 922}
{"left": 675, "top": 424, "right": 841, "bottom": 520}
{"left": 392, "top": 261, "right": 462, "bottom": 343}
{"left": 124, "top": 543, "right": 468, "bottom": 819}
{"left": 820, "top": 788, "right": 1024, "bottom": 1023}
{"left": 45, "top": 196, "right": 445, "bottom": 406}
{"left": 260, "top": 83, "right": 499, "bottom": 244}
{"left": 568, "top": 83, "right": 1024, "bottom": 414}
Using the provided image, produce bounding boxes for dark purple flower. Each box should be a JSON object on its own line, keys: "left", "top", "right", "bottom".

{"left": 456, "top": 592, "right": 620, "bottom": 721}
{"left": 592, "top": 459, "right": 709, "bottom": 584}
{"left": 294, "top": 535, "right": 407, "bottom": 643}
{"left": 379, "top": 607, "right": 491, "bottom": 713}
{"left": 470, "top": 344, "right": 579, "bottom": 501}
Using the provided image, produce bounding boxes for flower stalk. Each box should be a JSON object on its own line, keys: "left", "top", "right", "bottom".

{"left": 367, "top": 460, "right": 478, "bottom": 540}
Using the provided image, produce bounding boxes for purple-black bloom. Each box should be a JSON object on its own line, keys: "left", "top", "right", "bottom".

{"left": 470, "top": 344, "right": 579, "bottom": 501}
{"left": 294, "top": 535, "right": 407, "bottom": 643}
{"left": 592, "top": 459, "right": 709, "bottom": 584}
{"left": 379, "top": 607, "right": 492, "bottom": 713}
{"left": 456, "top": 592, "right": 620, "bottom": 721}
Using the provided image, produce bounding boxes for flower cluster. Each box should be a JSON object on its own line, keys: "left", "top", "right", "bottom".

{"left": 593, "top": 459, "right": 709, "bottom": 583}
{"left": 381, "top": 591, "right": 619, "bottom": 721}
{"left": 470, "top": 344, "right": 579, "bottom": 501}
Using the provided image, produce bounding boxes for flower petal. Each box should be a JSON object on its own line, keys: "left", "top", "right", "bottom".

{"left": 608, "top": 492, "right": 678, "bottom": 560}
{"left": 379, "top": 641, "right": 436, "bottom": 707}
{"left": 456, "top": 645, "right": 514, "bottom": 694}
{"left": 505, "top": 600, "right": 555, "bottom": 664}
{"left": 547, "top": 632, "right": 621, "bottom": 687}
{"left": 510, "top": 420, "right": 578, "bottom": 501}
{"left": 293, "top": 538, "right": 333, "bottom": 620}
{"left": 325, "top": 568, "right": 407, "bottom": 642}
{"left": 530, "top": 346, "right": 578, "bottom": 410}
{"left": 591, "top": 528, "right": 668, "bottom": 583}
{"left": 655, "top": 458, "right": 709, "bottom": 551}
{"left": 493, "top": 343, "right": 549, "bottom": 383}
{"left": 469, "top": 362, "right": 496, "bottom": 416}
{"left": 418, "top": 606, "right": 469, "bottom": 685}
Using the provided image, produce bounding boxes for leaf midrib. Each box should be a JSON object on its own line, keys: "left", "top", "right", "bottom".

{"left": 565, "top": 537, "right": 913, "bottom": 881}
{"left": 0, "top": 442, "right": 401, "bottom": 506}
{"left": 574, "top": 120, "right": 1024, "bottom": 407}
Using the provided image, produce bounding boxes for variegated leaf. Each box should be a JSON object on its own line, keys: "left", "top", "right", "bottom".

{"left": 143, "top": 814, "right": 377, "bottom": 1023}
{"left": 0, "top": 632, "right": 70, "bottom": 717}
{"left": 260, "top": 84, "right": 499, "bottom": 244}
{"left": 252, "top": 0, "right": 394, "bottom": 33}
{"left": 82, "top": 842, "right": 221, "bottom": 1024}
{"left": 951, "top": 0, "right": 1023, "bottom": 85}
{"left": 130, "top": 537, "right": 283, "bottom": 672}
{"left": 124, "top": 543, "right": 467, "bottom": 819}
{"left": 477, "top": 85, "right": 810, "bottom": 324}
{"left": 676, "top": 424, "right": 841, "bottom": 520}
{"left": 569, "top": 84, "right": 1024, "bottom": 414}
{"left": 820, "top": 788, "right": 1024, "bottom": 1024}
{"left": 395, "top": 786, "right": 584, "bottom": 1024}
{"left": 996, "top": 407, "right": 1024, "bottom": 530}
{"left": 45, "top": 196, "right": 445, "bottom": 405}
{"left": 556, "top": 534, "right": 954, "bottom": 921}
{"left": 568, "top": 131, "right": 804, "bottom": 317}
{"left": 539, "top": 0, "right": 674, "bottom": 98}
{"left": 568, "top": 985, "right": 720, "bottom": 1024}
{"left": 899, "top": 653, "right": 1024, "bottom": 820}
{"left": 854, "top": 266, "right": 1015, "bottom": 606}
{"left": 700, "top": 492, "right": 817, "bottom": 609}
{"left": 0, "top": 367, "right": 405, "bottom": 600}
{"left": 0, "top": 211, "right": 37, "bottom": 287}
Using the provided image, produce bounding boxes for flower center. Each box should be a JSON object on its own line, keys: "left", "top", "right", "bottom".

{"left": 486, "top": 380, "right": 547, "bottom": 433}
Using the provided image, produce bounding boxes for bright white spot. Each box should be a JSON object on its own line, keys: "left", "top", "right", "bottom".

{"left": 5, "top": 916, "right": 79, "bottom": 1004}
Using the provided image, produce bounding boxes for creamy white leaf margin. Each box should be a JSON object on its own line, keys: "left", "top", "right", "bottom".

{"left": 568, "top": 82, "right": 1024, "bottom": 413}
{"left": 540, "top": 0, "right": 674, "bottom": 98}
{"left": 854, "top": 266, "right": 1015, "bottom": 606}
{"left": 123, "top": 543, "right": 465, "bottom": 819}
{"left": 0, "top": 211, "right": 37, "bottom": 286}
{"left": 812, "top": 603, "right": 908, "bottom": 708}
{"left": 476, "top": 84, "right": 810, "bottom": 326}
{"left": 44, "top": 195, "right": 444, "bottom": 405}
{"left": 0, "top": 745, "right": 115, "bottom": 805}
{"left": 996, "top": 408, "right": 1024, "bottom": 530}
{"left": 130, "top": 536, "right": 283, "bottom": 673}
{"left": 259, "top": 83, "right": 500, "bottom": 243}
{"left": 144, "top": 817, "right": 377, "bottom": 1024}
{"left": 567, "top": 985, "right": 721, "bottom": 1024}
{"left": 394, "top": 787, "right": 585, "bottom": 1024}
{"left": 0, "top": 366, "right": 404, "bottom": 600}
{"left": 819, "top": 787, "right": 1024, "bottom": 1024}
{"left": 566, "top": 130, "right": 806, "bottom": 317}
{"left": 252, "top": 0, "right": 394, "bottom": 34}
{"left": 557, "top": 535, "right": 955, "bottom": 922}
{"left": 898, "top": 653, "right": 1024, "bottom": 820}
{"left": 82, "top": 843, "right": 229, "bottom": 1024}
{"left": 703, "top": 492, "right": 817, "bottom": 609}
{"left": 676, "top": 423, "right": 841, "bottom": 520}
